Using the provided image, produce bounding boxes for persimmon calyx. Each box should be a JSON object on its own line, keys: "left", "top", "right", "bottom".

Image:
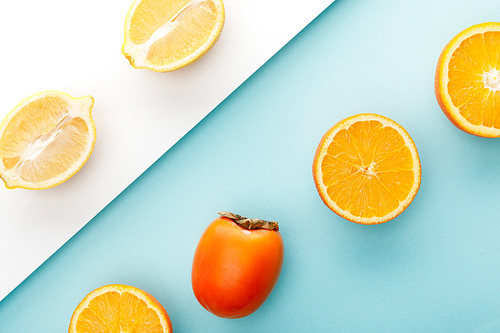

{"left": 218, "top": 212, "right": 279, "bottom": 231}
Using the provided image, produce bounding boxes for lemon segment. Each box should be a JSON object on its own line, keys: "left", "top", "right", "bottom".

{"left": 0, "top": 91, "right": 96, "bottom": 190}
{"left": 123, "top": 0, "right": 225, "bottom": 72}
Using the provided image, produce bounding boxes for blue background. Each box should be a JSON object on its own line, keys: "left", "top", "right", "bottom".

{"left": 2, "top": 0, "right": 500, "bottom": 331}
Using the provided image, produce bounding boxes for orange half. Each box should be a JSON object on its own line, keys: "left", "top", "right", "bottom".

{"left": 435, "top": 22, "right": 500, "bottom": 137}
{"left": 313, "top": 114, "right": 421, "bottom": 224}
{"left": 69, "top": 284, "right": 173, "bottom": 333}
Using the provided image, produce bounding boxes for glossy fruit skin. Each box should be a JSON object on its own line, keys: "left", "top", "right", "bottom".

{"left": 192, "top": 216, "right": 284, "bottom": 319}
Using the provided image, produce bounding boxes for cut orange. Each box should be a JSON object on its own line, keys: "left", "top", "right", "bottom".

{"left": 0, "top": 91, "right": 96, "bottom": 190}
{"left": 122, "top": 0, "right": 225, "bottom": 72}
{"left": 69, "top": 284, "right": 173, "bottom": 333}
{"left": 435, "top": 22, "right": 500, "bottom": 137}
{"left": 312, "top": 114, "right": 421, "bottom": 225}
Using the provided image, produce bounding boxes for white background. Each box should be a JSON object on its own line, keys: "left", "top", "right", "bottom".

{"left": 0, "top": 0, "right": 333, "bottom": 301}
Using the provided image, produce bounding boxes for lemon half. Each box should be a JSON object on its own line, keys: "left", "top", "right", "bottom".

{"left": 0, "top": 91, "right": 96, "bottom": 190}
{"left": 123, "top": 0, "right": 225, "bottom": 72}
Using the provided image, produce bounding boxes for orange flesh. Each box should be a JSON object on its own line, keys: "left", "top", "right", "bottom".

{"left": 75, "top": 291, "right": 164, "bottom": 333}
{"left": 0, "top": 97, "right": 89, "bottom": 182}
{"left": 447, "top": 31, "right": 500, "bottom": 128}
{"left": 321, "top": 120, "right": 415, "bottom": 218}
{"left": 129, "top": 0, "right": 218, "bottom": 66}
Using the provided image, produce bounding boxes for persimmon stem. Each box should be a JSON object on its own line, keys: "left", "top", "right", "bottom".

{"left": 218, "top": 212, "right": 279, "bottom": 231}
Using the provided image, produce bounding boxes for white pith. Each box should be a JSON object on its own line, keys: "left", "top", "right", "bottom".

{"left": 360, "top": 161, "right": 377, "bottom": 177}
{"left": 483, "top": 68, "right": 500, "bottom": 91}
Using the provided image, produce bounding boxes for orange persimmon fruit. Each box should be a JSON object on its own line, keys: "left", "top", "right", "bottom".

{"left": 191, "top": 212, "right": 284, "bottom": 319}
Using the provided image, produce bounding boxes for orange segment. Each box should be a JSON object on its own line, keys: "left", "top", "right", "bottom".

{"left": 69, "top": 284, "right": 173, "bottom": 333}
{"left": 435, "top": 22, "right": 500, "bottom": 137}
{"left": 313, "top": 114, "right": 421, "bottom": 224}
{"left": 123, "top": 0, "right": 225, "bottom": 72}
{"left": 0, "top": 91, "right": 96, "bottom": 190}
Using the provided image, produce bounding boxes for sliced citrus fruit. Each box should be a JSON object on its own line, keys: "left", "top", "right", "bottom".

{"left": 0, "top": 91, "right": 96, "bottom": 190}
{"left": 312, "top": 114, "right": 421, "bottom": 225}
{"left": 122, "top": 0, "right": 225, "bottom": 72}
{"left": 69, "top": 284, "right": 173, "bottom": 333}
{"left": 435, "top": 22, "right": 500, "bottom": 137}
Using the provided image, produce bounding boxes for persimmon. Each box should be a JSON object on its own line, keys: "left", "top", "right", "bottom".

{"left": 191, "top": 212, "right": 284, "bottom": 319}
